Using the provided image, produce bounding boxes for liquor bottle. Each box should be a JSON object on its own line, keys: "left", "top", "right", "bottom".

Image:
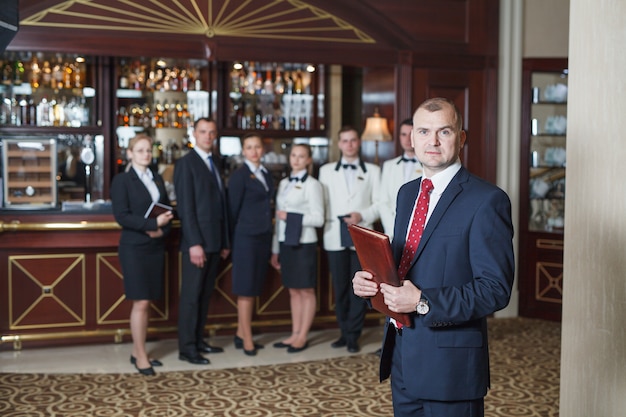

{"left": 263, "top": 69, "right": 273, "bottom": 95}
{"left": 12, "top": 59, "right": 24, "bottom": 85}
{"left": 1, "top": 61, "right": 11, "bottom": 85}
{"left": 41, "top": 60, "right": 52, "bottom": 88}
{"left": 152, "top": 141, "right": 162, "bottom": 166}
{"left": 30, "top": 55, "right": 41, "bottom": 89}
{"left": 52, "top": 55, "right": 64, "bottom": 90}
{"left": 119, "top": 60, "right": 129, "bottom": 89}
{"left": 181, "top": 103, "right": 191, "bottom": 128}
{"left": 63, "top": 62, "right": 73, "bottom": 89}
{"left": 245, "top": 63, "right": 256, "bottom": 95}
{"left": 230, "top": 66, "right": 241, "bottom": 93}
{"left": 285, "top": 72, "right": 294, "bottom": 95}
{"left": 254, "top": 71, "right": 263, "bottom": 95}
{"left": 274, "top": 68, "right": 285, "bottom": 94}
{"left": 162, "top": 100, "right": 170, "bottom": 127}
{"left": 294, "top": 69, "right": 304, "bottom": 94}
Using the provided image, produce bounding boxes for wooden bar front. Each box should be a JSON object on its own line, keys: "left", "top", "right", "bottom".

{"left": 0, "top": 212, "right": 375, "bottom": 350}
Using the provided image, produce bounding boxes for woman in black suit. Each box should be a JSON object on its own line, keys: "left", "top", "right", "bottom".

{"left": 228, "top": 133, "right": 275, "bottom": 356}
{"left": 110, "top": 134, "right": 174, "bottom": 376}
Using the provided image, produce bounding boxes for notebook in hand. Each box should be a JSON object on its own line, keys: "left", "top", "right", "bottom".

{"left": 348, "top": 224, "right": 411, "bottom": 326}
{"left": 144, "top": 201, "right": 173, "bottom": 219}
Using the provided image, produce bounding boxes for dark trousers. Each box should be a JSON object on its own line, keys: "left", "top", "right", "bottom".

{"left": 390, "top": 331, "right": 485, "bottom": 417}
{"left": 178, "top": 251, "right": 220, "bottom": 355}
{"left": 326, "top": 249, "right": 367, "bottom": 342}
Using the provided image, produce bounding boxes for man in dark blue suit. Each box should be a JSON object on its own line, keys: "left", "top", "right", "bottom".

{"left": 174, "top": 118, "right": 230, "bottom": 364}
{"left": 353, "top": 98, "right": 514, "bottom": 417}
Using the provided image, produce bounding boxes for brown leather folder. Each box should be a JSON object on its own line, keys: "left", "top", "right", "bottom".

{"left": 144, "top": 201, "right": 173, "bottom": 219}
{"left": 348, "top": 224, "right": 411, "bottom": 326}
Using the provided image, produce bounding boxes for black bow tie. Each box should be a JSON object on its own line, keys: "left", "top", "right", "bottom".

{"left": 401, "top": 157, "right": 417, "bottom": 163}
{"left": 289, "top": 177, "right": 300, "bottom": 182}
{"left": 342, "top": 164, "right": 357, "bottom": 170}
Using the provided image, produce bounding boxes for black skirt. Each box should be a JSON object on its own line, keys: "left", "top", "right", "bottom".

{"left": 231, "top": 232, "right": 272, "bottom": 296}
{"left": 279, "top": 242, "right": 317, "bottom": 289}
{"left": 118, "top": 241, "right": 165, "bottom": 300}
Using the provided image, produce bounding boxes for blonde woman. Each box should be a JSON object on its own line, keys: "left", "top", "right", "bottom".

{"left": 111, "top": 134, "right": 174, "bottom": 376}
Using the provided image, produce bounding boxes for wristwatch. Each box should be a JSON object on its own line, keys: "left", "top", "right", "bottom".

{"left": 415, "top": 298, "right": 430, "bottom": 315}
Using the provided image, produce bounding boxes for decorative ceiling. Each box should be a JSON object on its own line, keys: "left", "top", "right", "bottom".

{"left": 21, "top": 0, "right": 376, "bottom": 45}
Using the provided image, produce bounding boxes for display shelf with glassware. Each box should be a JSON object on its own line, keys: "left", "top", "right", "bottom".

{"left": 528, "top": 70, "right": 567, "bottom": 233}
{"left": 519, "top": 58, "right": 568, "bottom": 321}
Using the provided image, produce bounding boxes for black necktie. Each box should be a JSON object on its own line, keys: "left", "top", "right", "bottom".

{"left": 342, "top": 164, "right": 357, "bottom": 170}
{"left": 207, "top": 155, "right": 223, "bottom": 191}
{"left": 401, "top": 157, "right": 417, "bottom": 163}
{"left": 289, "top": 177, "right": 300, "bottom": 182}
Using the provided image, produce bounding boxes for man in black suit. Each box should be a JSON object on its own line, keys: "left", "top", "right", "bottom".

{"left": 174, "top": 118, "right": 230, "bottom": 364}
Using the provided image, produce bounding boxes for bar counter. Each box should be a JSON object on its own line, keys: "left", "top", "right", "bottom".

{"left": 0, "top": 206, "right": 381, "bottom": 351}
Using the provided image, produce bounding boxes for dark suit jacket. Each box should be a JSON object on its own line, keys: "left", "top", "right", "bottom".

{"left": 110, "top": 168, "right": 171, "bottom": 245}
{"left": 380, "top": 166, "right": 514, "bottom": 402}
{"left": 227, "top": 163, "right": 274, "bottom": 239}
{"left": 174, "top": 150, "right": 229, "bottom": 253}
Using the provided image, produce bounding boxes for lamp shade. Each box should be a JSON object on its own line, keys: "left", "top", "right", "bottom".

{"left": 362, "top": 112, "right": 392, "bottom": 142}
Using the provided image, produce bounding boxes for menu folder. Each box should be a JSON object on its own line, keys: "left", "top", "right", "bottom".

{"left": 348, "top": 224, "right": 411, "bottom": 327}
{"left": 144, "top": 201, "right": 173, "bottom": 219}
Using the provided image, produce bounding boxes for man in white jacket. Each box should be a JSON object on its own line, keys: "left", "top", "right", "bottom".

{"left": 318, "top": 126, "right": 380, "bottom": 353}
{"left": 379, "top": 118, "right": 423, "bottom": 240}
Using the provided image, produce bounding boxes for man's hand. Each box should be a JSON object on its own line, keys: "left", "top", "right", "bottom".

{"left": 380, "top": 280, "right": 422, "bottom": 314}
{"left": 342, "top": 212, "right": 363, "bottom": 225}
{"left": 353, "top": 271, "right": 379, "bottom": 298}
{"left": 189, "top": 244, "right": 206, "bottom": 268}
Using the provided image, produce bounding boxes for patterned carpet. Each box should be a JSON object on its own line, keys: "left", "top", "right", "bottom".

{"left": 0, "top": 318, "right": 560, "bottom": 417}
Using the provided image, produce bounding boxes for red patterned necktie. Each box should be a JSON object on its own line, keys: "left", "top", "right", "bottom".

{"left": 397, "top": 179, "right": 434, "bottom": 280}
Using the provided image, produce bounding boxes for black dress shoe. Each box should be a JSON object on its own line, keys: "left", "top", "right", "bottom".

{"left": 287, "top": 342, "right": 309, "bottom": 353}
{"left": 272, "top": 341, "right": 291, "bottom": 348}
{"left": 134, "top": 364, "right": 155, "bottom": 376}
{"left": 374, "top": 348, "right": 382, "bottom": 357}
{"left": 234, "top": 335, "right": 264, "bottom": 350}
{"left": 347, "top": 340, "right": 360, "bottom": 353}
{"left": 178, "top": 353, "right": 210, "bottom": 365}
{"left": 197, "top": 342, "right": 224, "bottom": 354}
{"left": 130, "top": 355, "right": 163, "bottom": 367}
{"left": 331, "top": 337, "right": 347, "bottom": 348}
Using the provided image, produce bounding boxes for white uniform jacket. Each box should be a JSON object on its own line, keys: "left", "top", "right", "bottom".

{"left": 271, "top": 173, "right": 325, "bottom": 253}
{"left": 379, "top": 155, "right": 422, "bottom": 240}
{"left": 318, "top": 159, "right": 381, "bottom": 251}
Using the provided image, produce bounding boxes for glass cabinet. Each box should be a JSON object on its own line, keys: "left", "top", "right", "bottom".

{"left": 519, "top": 58, "right": 568, "bottom": 322}
{"left": 528, "top": 70, "right": 568, "bottom": 232}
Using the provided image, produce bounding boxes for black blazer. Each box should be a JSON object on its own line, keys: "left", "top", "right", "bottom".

{"left": 110, "top": 168, "right": 171, "bottom": 245}
{"left": 174, "top": 150, "right": 229, "bottom": 253}
{"left": 228, "top": 163, "right": 274, "bottom": 239}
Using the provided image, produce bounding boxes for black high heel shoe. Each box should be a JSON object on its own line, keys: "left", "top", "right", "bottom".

{"left": 233, "top": 335, "right": 264, "bottom": 350}
{"left": 134, "top": 363, "right": 155, "bottom": 376}
{"left": 130, "top": 355, "right": 163, "bottom": 367}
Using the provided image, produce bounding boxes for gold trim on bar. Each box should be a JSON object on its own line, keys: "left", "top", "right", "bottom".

{"left": 0, "top": 220, "right": 180, "bottom": 233}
